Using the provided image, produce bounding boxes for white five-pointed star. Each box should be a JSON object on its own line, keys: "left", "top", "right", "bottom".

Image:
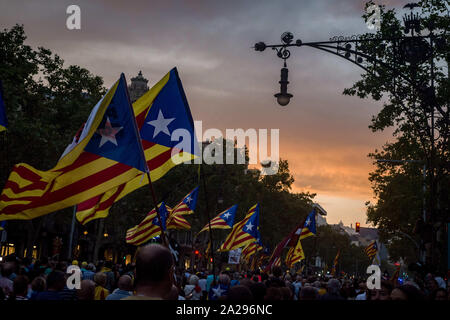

{"left": 212, "top": 287, "right": 224, "bottom": 298}
{"left": 223, "top": 212, "right": 231, "bottom": 220}
{"left": 147, "top": 109, "right": 175, "bottom": 138}
{"left": 305, "top": 218, "right": 311, "bottom": 226}
{"left": 245, "top": 222, "right": 254, "bottom": 231}
{"left": 185, "top": 196, "right": 192, "bottom": 204}
{"left": 97, "top": 117, "right": 123, "bottom": 147}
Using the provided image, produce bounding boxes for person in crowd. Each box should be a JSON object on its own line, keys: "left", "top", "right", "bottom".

{"left": 77, "top": 280, "right": 95, "bottom": 301}
{"left": 82, "top": 263, "right": 96, "bottom": 281}
{"left": 280, "top": 286, "right": 294, "bottom": 300}
{"left": 35, "top": 271, "right": 65, "bottom": 300}
{"left": 264, "top": 286, "right": 283, "bottom": 300}
{"left": 368, "top": 280, "right": 393, "bottom": 301}
{"left": 0, "top": 262, "right": 14, "bottom": 298}
{"left": 124, "top": 244, "right": 174, "bottom": 300}
{"left": 265, "top": 266, "right": 285, "bottom": 288}
{"left": 249, "top": 281, "right": 267, "bottom": 301}
{"left": 226, "top": 285, "right": 254, "bottom": 301}
{"left": 292, "top": 275, "right": 302, "bottom": 300}
{"left": 100, "top": 260, "right": 115, "bottom": 292}
{"left": 9, "top": 275, "right": 29, "bottom": 300}
{"left": 94, "top": 272, "right": 109, "bottom": 300}
{"left": 183, "top": 274, "right": 202, "bottom": 300}
{"left": 391, "top": 284, "right": 425, "bottom": 301}
{"left": 299, "top": 286, "right": 319, "bottom": 300}
{"left": 197, "top": 272, "right": 207, "bottom": 300}
{"left": 106, "top": 275, "right": 133, "bottom": 300}
{"left": 355, "top": 282, "right": 367, "bottom": 300}
{"left": 28, "top": 276, "right": 46, "bottom": 300}
{"left": 209, "top": 273, "right": 230, "bottom": 300}
{"left": 230, "top": 272, "right": 240, "bottom": 287}
{"left": 430, "top": 288, "right": 447, "bottom": 301}
{"left": 319, "top": 278, "right": 345, "bottom": 300}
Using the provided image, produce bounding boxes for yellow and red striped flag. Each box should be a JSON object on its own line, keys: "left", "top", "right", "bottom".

{"left": 126, "top": 202, "right": 170, "bottom": 246}
{"left": 218, "top": 204, "right": 260, "bottom": 252}
{"left": 241, "top": 240, "right": 263, "bottom": 262}
{"left": 0, "top": 74, "right": 149, "bottom": 221}
{"left": 331, "top": 249, "right": 340, "bottom": 276}
{"left": 76, "top": 68, "right": 199, "bottom": 225}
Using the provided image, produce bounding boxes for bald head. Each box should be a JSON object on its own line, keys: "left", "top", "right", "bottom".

{"left": 135, "top": 244, "right": 174, "bottom": 287}
{"left": 118, "top": 275, "right": 133, "bottom": 291}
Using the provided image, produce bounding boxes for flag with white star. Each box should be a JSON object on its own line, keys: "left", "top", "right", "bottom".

{"left": 299, "top": 209, "right": 317, "bottom": 240}
{"left": 197, "top": 204, "right": 238, "bottom": 235}
{"left": 126, "top": 202, "right": 171, "bottom": 246}
{"left": 140, "top": 68, "right": 200, "bottom": 159}
{"left": 170, "top": 186, "right": 199, "bottom": 216}
{"left": 75, "top": 68, "right": 200, "bottom": 225}
{"left": 218, "top": 203, "right": 260, "bottom": 252}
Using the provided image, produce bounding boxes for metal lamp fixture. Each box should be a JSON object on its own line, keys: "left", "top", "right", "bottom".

{"left": 274, "top": 67, "right": 293, "bottom": 106}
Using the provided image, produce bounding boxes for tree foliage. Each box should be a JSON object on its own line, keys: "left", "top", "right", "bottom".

{"left": 343, "top": 1, "right": 449, "bottom": 271}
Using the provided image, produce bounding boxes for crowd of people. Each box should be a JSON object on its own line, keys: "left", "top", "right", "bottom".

{"left": 0, "top": 244, "right": 448, "bottom": 301}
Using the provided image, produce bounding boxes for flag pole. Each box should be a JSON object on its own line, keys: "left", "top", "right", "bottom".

{"left": 122, "top": 73, "right": 168, "bottom": 247}
{"left": 200, "top": 164, "right": 216, "bottom": 285}
{"left": 67, "top": 205, "right": 77, "bottom": 260}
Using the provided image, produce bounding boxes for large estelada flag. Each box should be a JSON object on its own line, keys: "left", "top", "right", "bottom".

{"left": 218, "top": 203, "right": 260, "bottom": 252}
{"left": 76, "top": 68, "right": 200, "bottom": 225}
{"left": 126, "top": 202, "right": 170, "bottom": 246}
{"left": 0, "top": 74, "right": 148, "bottom": 221}
{"left": 197, "top": 204, "right": 238, "bottom": 235}
{"left": 0, "top": 80, "right": 8, "bottom": 132}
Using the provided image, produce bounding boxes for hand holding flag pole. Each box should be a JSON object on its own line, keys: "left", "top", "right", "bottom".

{"left": 122, "top": 73, "right": 168, "bottom": 247}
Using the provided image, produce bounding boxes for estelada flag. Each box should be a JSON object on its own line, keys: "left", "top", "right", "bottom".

{"left": 126, "top": 202, "right": 170, "bottom": 246}
{"left": 218, "top": 204, "right": 260, "bottom": 252}
{"left": 0, "top": 74, "right": 147, "bottom": 221}
{"left": 76, "top": 68, "right": 200, "bottom": 225}
{"left": 197, "top": 205, "right": 238, "bottom": 235}
{"left": 170, "top": 186, "right": 199, "bottom": 216}
{"left": 299, "top": 209, "right": 317, "bottom": 240}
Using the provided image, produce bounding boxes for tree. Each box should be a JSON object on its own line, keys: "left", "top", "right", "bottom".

{"left": 343, "top": 1, "right": 449, "bottom": 273}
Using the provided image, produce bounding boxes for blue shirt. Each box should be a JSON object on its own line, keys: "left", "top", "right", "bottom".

{"left": 105, "top": 289, "right": 132, "bottom": 300}
{"left": 35, "top": 291, "right": 62, "bottom": 301}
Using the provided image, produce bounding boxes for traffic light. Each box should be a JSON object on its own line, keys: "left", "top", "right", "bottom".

{"left": 355, "top": 222, "right": 360, "bottom": 233}
{"left": 194, "top": 250, "right": 200, "bottom": 256}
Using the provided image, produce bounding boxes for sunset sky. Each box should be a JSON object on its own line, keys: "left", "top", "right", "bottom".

{"left": 1, "top": 0, "right": 412, "bottom": 227}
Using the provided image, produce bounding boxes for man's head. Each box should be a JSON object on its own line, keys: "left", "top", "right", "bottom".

{"left": 117, "top": 275, "right": 133, "bottom": 292}
{"left": 13, "top": 275, "right": 29, "bottom": 297}
{"left": 369, "top": 280, "right": 393, "bottom": 300}
{"left": 299, "top": 286, "right": 319, "bottom": 300}
{"left": 77, "top": 280, "right": 95, "bottom": 300}
{"left": 46, "top": 270, "right": 66, "bottom": 291}
{"left": 134, "top": 244, "right": 174, "bottom": 297}
{"left": 94, "top": 272, "right": 107, "bottom": 287}
{"left": 327, "top": 279, "right": 341, "bottom": 295}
